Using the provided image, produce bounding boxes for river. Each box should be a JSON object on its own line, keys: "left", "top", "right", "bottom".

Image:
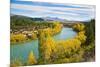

{"left": 10, "top": 27, "right": 77, "bottom": 63}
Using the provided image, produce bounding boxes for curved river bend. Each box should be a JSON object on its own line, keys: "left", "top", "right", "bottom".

{"left": 10, "top": 27, "right": 76, "bottom": 63}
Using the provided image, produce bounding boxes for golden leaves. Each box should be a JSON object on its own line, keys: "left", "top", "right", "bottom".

{"left": 10, "top": 33, "right": 27, "bottom": 43}
{"left": 28, "top": 51, "right": 37, "bottom": 65}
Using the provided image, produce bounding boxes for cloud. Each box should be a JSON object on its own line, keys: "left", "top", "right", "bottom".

{"left": 11, "top": 2, "right": 95, "bottom": 21}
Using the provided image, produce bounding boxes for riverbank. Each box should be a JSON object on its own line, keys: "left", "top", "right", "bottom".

{"left": 10, "top": 22, "right": 63, "bottom": 44}
{"left": 10, "top": 23, "right": 86, "bottom": 65}
{"left": 10, "top": 27, "right": 77, "bottom": 64}
{"left": 10, "top": 21, "right": 95, "bottom": 66}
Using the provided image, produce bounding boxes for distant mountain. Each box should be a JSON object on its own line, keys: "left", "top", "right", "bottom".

{"left": 42, "top": 17, "right": 66, "bottom": 22}
{"left": 10, "top": 14, "right": 87, "bottom": 23}
{"left": 11, "top": 14, "right": 67, "bottom": 21}
{"left": 11, "top": 14, "right": 45, "bottom": 21}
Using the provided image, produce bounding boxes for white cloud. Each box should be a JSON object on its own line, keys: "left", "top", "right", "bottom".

{"left": 11, "top": 3, "right": 95, "bottom": 21}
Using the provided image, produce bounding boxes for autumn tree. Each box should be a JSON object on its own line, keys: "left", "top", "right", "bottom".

{"left": 38, "top": 28, "right": 56, "bottom": 63}
{"left": 28, "top": 51, "right": 37, "bottom": 65}
{"left": 73, "top": 23, "right": 85, "bottom": 31}
{"left": 10, "top": 33, "right": 27, "bottom": 43}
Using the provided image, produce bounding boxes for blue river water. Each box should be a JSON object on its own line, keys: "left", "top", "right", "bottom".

{"left": 10, "top": 27, "right": 76, "bottom": 63}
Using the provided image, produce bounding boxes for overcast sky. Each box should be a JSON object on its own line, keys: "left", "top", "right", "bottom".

{"left": 11, "top": 0, "right": 95, "bottom": 21}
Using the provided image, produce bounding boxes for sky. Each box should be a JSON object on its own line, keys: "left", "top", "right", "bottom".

{"left": 10, "top": 0, "right": 95, "bottom": 21}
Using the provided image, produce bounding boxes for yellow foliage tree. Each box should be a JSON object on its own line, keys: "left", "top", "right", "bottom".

{"left": 43, "top": 37, "right": 56, "bottom": 61}
{"left": 10, "top": 59, "right": 22, "bottom": 67}
{"left": 46, "top": 21, "right": 62, "bottom": 35}
{"left": 10, "top": 33, "right": 27, "bottom": 43}
{"left": 75, "top": 31, "right": 87, "bottom": 43}
{"left": 55, "top": 38, "right": 81, "bottom": 58}
{"left": 31, "top": 32, "right": 37, "bottom": 40}
{"left": 73, "top": 23, "right": 85, "bottom": 31}
{"left": 28, "top": 51, "right": 37, "bottom": 65}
